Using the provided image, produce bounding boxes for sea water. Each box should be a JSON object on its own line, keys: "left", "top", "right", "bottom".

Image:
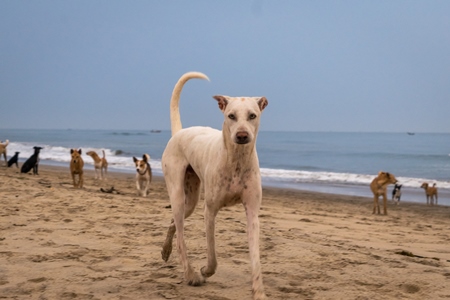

{"left": 1, "top": 129, "right": 449, "bottom": 205}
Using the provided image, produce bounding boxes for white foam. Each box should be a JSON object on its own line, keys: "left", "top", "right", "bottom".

{"left": 260, "top": 168, "right": 450, "bottom": 190}
{"left": 9, "top": 142, "right": 162, "bottom": 172}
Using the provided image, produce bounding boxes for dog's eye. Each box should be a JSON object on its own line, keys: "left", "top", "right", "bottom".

{"left": 249, "top": 113, "right": 257, "bottom": 120}
{"left": 228, "top": 114, "right": 236, "bottom": 120}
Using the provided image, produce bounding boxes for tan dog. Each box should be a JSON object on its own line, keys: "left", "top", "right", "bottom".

{"left": 70, "top": 149, "right": 84, "bottom": 188}
{"left": 0, "top": 140, "right": 9, "bottom": 166}
{"left": 370, "top": 171, "right": 397, "bottom": 215}
{"left": 420, "top": 183, "right": 438, "bottom": 205}
{"left": 161, "top": 72, "right": 268, "bottom": 299}
{"left": 86, "top": 150, "right": 108, "bottom": 180}
{"left": 133, "top": 154, "right": 152, "bottom": 196}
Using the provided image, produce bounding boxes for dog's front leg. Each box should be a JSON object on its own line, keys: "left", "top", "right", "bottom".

{"left": 72, "top": 173, "right": 77, "bottom": 188}
{"left": 243, "top": 197, "right": 266, "bottom": 300}
{"left": 382, "top": 192, "right": 388, "bottom": 215}
{"left": 143, "top": 180, "right": 149, "bottom": 196}
{"left": 201, "top": 203, "right": 218, "bottom": 278}
{"left": 136, "top": 180, "right": 142, "bottom": 196}
{"left": 372, "top": 196, "right": 379, "bottom": 214}
{"left": 80, "top": 173, "right": 84, "bottom": 188}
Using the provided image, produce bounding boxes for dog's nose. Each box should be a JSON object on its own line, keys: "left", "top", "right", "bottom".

{"left": 235, "top": 131, "right": 249, "bottom": 144}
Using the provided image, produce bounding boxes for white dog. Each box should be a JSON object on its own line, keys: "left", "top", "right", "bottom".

{"left": 0, "top": 140, "right": 9, "bottom": 166}
{"left": 133, "top": 154, "right": 152, "bottom": 196}
{"left": 161, "top": 72, "right": 268, "bottom": 299}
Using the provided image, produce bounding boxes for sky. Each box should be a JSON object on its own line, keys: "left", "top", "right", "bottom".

{"left": 1, "top": 1, "right": 450, "bottom": 133}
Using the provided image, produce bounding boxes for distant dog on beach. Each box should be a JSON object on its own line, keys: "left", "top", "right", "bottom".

{"left": 0, "top": 140, "right": 9, "bottom": 166}
{"left": 7, "top": 152, "right": 20, "bottom": 168}
{"left": 160, "top": 72, "right": 268, "bottom": 299}
{"left": 21, "top": 146, "right": 43, "bottom": 175}
{"left": 70, "top": 149, "right": 84, "bottom": 188}
{"left": 133, "top": 154, "right": 152, "bottom": 196}
{"left": 420, "top": 182, "right": 438, "bottom": 205}
{"left": 370, "top": 171, "right": 397, "bottom": 215}
{"left": 86, "top": 150, "right": 108, "bottom": 180}
{"left": 392, "top": 183, "right": 402, "bottom": 205}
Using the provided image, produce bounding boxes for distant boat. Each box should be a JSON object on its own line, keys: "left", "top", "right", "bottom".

{"left": 150, "top": 130, "right": 161, "bottom": 133}
{"left": 407, "top": 132, "right": 415, "bottom": 136}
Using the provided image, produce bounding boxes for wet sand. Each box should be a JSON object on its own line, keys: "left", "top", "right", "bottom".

{"left": 1, "top": 165, "right": 450, "bottom": 299}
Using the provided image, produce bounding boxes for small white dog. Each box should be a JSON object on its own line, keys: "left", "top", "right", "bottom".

{"left": 133, "top": 154, "right": 152, "bottom": 196}
{"left": 161, "top": 72, "right": 268, "bottom": 299}
{"left": 86, "top": 150, "right": 108, "bottom": 180}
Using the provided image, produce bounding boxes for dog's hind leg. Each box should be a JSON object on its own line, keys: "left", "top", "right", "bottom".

{"left": 162, "top": 168, "right": 203, "bottom": 285}
{"left": 162, "top": 168, "right": 201, "bottom": 261}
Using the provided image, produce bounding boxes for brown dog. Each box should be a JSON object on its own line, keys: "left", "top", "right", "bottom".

{"left": 86, "top": 150, "right": 108, "bottom": 180}
{"left": 420, "top": 183, "right": 438, "bottom": 205}
{"left": 70, "top": 149, "right": 84, "bottom": 188}
{"left": 0, "top": 140, "right": 9, "bottom": 166}
{"left": 370, "top": 171, "right": 397, "bottom": 215}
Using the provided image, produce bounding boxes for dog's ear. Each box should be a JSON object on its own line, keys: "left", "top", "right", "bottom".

{"left": 70, "top": 149, "right": 74, "bottom": 154}
{"left": 213, "top": 95, "right": 229, "bottom": 112}
{"left": 133, "top": 156, "right": 138, "bottom": 163}
{"left": 78, "top": 149, "right": 82, "bottom": 155}
{"left": 257, "top": 97, "right": 268, "bottom": 111}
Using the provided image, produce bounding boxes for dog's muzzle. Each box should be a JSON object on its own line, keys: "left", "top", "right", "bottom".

{"left": 235, "top": 131, "right": 250, "bottom": 144}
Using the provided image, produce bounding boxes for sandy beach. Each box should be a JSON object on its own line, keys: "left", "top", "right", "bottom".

{"left": 1, "top": 165, "right": 450, "bottom": 299}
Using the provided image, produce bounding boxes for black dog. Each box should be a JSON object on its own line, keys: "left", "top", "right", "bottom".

{"left": 21, "top": 147, "right": 43, "bottom": 175}
{"left": 7, "top": 151, "right": 20, "bottom": 168}
{"left": 392, "top": 183, "right": 402, "bottom": 204}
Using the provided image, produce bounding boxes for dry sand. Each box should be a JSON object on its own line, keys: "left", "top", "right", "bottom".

{"left": 1, "top": 165, "right": 450, "bottom": 299}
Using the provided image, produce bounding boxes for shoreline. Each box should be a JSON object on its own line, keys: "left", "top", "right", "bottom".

{"left": 2, "top": 165, "right": 450, "bottom": 299}
{"left": 23, "top": 160, "right": 450, "bottom": 207}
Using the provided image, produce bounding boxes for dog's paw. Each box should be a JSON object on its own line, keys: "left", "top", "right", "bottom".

{"left": 253, "top": 290, "right": 267, "bottom": 300}
{"left": 200, "top": 266, "right": 216, "bottom": 278}
{"left": 161, "top": 246, "right": 172, "bottom": 262}
{"left": 186, "top": 272, "right": 205, "bottom": 286}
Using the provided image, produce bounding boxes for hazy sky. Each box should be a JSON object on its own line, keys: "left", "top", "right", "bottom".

{"left": 1, "top": 1, "right": 449, "bottom": 132}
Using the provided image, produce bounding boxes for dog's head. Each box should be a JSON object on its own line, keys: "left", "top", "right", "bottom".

{"left": 377, "top": 171, "right": 397, "bottom": 185}
{"left": 70, "top": 149, "right": 83, "bottom": 165}
{"left": 420, "top": 182, "right": 429, "bottom": 189}
{"left": 213, "top": 95, "right": 268, "bottom": 145}
{"left": 394, "top": 183, "right": 402, "bottom": 191}
{"left": 33, "top": 146, "right": 43, "bottom": 154}
{"left": 86, "top": 151, "right": 96, "bottom": 158}
{"left": 0, "top": 140, "right": 9, "bottom": 147}
{"left": 133, "top": 154, "right": 150, "bottom": 174}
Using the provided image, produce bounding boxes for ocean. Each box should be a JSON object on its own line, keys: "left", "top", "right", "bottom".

{"left": 2, "top": 129, "right": 450, "bottom": 205}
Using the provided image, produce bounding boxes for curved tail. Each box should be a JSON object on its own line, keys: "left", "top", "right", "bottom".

{"left": 170, "top": 72, "right": 209, "bottom": 136}
{"left": 102, "top": 150, "right": 105, "bottom": 158}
